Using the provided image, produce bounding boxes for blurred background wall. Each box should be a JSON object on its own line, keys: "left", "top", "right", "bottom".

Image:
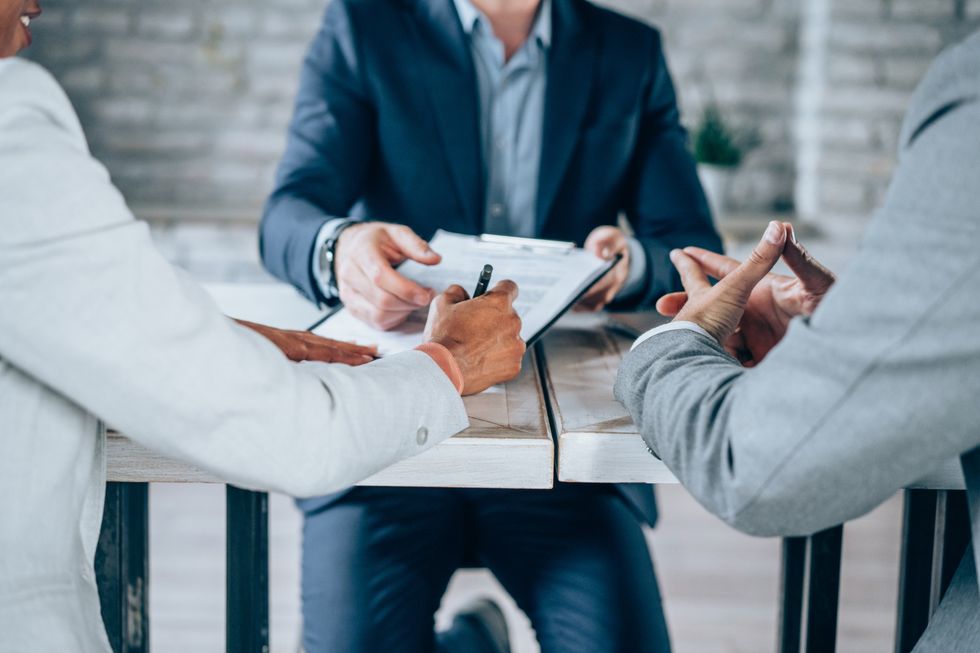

{"left": 28, "top": 0, "right": 980, "bottom": 245}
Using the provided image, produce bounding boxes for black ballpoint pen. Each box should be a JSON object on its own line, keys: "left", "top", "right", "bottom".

{"left": 472, "top": 264, "right": 493, "bottom": 297}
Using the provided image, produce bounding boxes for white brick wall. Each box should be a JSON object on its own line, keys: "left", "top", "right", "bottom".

{"left": 24, "top": 0, "right": 980, "bottom": 227}
{"left": 599, "top": 0, "right": 802, "bottom": 213}
{"left": 815, "top": 0, "right": 980, "bottom": 219}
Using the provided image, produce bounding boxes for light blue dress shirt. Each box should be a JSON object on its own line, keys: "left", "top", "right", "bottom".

{"left": 454, "top": 0, "right": 549, "bottom": 238}
{"left": 314, "top": 0, "right": 646, "bottom": 301}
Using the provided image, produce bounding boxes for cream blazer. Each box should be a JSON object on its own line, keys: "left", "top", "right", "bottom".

{"left": 0, "top": 58, "right": 468, "bottom": 651}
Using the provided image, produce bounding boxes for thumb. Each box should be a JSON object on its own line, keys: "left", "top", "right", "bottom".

{"left": 439, "top": 284, "right": 470, "bottom": 305}
{"left": 656, "top": 291, "right": 688, "bottom": 317}
{"left": 717, "top": 221, "right": 786, "bottom": 302}
{"left": 585, "top": 226, "right": 625, "bottom": 260}
{"left": 389, "top": 226, "right": 442, "bottom": 265}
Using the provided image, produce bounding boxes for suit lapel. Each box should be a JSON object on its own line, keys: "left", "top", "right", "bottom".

{"left": 403, "top": 0, "right": 484, "bottom": 232}
{"left": 536, "top": 0, "right": 596, "bottom": 234}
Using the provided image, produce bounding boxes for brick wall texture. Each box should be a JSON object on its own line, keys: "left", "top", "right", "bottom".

{"left": 25, "top": 0, "right": 980, "bottom": 225}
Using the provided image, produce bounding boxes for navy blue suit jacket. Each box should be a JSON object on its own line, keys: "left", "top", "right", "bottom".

{"left": 260, "top": 0, "right": 723, "bottom": 525}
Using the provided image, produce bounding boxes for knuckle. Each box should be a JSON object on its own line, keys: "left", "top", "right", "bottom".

{"left": 368, "top": 308, "right": 386, "bottom": 326}
{"left": 367, "top": 267, "right": 385, "bottom": 285}
{"left": 748, "top": 249, "right": 769, "bottom": 265}
{"left": 377, "top": 295, "right": 399, "bottom": 311}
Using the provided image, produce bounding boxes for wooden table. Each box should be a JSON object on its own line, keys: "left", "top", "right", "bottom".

{"left": 98, "top": 283, "right": 553, "bottom": 653}
{"left": 539, "top": 313, "right": 969, "bottom": 653}
{"left": 98, "top": 286, "right": 970, "bottom": 653}
{"left": 106, "top": 283, "right": 553, "bottom": 490}
{"left": 540, "top": 312, "right": 966, "bottom": 491}
{"left": 539, "top": 312, "right": 677, "bottom": 485}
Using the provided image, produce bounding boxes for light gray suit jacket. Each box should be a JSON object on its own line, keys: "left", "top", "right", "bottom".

{"left": 616, "top": 32, "right": 980, "bottom": 650}
{"left": 0, "top": 58, "right": 469, "bottom": 651}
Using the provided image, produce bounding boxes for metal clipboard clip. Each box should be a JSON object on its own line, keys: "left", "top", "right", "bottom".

{"left": 477, "top": 233, "right": 576, "bottom": 254}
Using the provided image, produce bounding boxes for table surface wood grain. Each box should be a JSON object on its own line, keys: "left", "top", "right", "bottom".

{"left": 106, "top": 283, "right": 554, "bottom": 489}
{"left": 107, "top": 285, "right": 963, "bottom": 491}
{"left": 540, "top": 313, "right": 964, "bottom": 491}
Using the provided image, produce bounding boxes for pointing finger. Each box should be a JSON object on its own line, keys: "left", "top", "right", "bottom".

{"left": 361, "top": 251, "right": 434, "bottom": 306}
{"left": 780, "top": 223, "right": 836, "bottom": 296}
{"left": 484, "top": 279, "right": 519, "bottom": 305}
{"left": 670, "top": 249, "right": 711, "bottom": 296}
{"left": 440, "top": 284, "right": 470, "bottom": 305}
{"left": 716, "top": 221, "right": 786, "bottom": 302}
{"left": 389, "top": 226, "right": 442, "bottom": 266}
{"left": 681, "top": 248, "right": 741, "bottom": 281}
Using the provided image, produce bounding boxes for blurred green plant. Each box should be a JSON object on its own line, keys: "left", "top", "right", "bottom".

{"left": 692, "top": 105, "right": 759, "bottom": 168}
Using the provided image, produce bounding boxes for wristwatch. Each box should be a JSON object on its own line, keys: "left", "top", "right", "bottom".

{"left": 318, "top": 220, "right": 358, "bottom": 304}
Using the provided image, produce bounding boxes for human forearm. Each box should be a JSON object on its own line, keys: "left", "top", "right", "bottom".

{"left": 260, "top": 0, "right": 376, "bottom": 303}
{"left": 0, "top": 219, "right": 468, "bottom": 497}
{"left": 617, "top": 300, "right": 980, "bottom": 538}
{"left": 615, "top": 330, "right": 750, "bottom": 522}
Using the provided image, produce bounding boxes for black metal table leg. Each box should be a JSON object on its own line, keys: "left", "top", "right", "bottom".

{"left": 96, "top": 482, "right": 150, "bottom": 653}
{"left": 803, "top": 525, "right": 844, "bottom": 653}
{"left": 928, "top": 490, "right": 970, "bottom": 614}
{"left": 895, "top": 489, "right": 939, "bottom": 653}
{"left": 778, "top": 536, "right": 807, "bottom": 653}
{"left": 226, "top": 486, "right": 270, "bottom": 653}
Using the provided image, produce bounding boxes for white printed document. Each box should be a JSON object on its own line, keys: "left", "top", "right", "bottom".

{"left": 312, "top": 230, "right": 617, "bottom": 354}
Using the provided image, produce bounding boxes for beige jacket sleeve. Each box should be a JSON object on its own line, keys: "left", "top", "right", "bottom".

{"left": 0, "top": 59, "right": 469, "bottom": 498}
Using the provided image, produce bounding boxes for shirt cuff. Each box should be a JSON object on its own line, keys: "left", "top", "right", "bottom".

{"left": 311, "top": 218, "right": 352, "bottom": 301}
{"left": 414, "top": 342, "right": 464, "bottom": 394}
{"left": 615, "top": 237, "right": 648, "bottom": 301}
{"left": 631, "top": 321, "right": 714, "bottom": 351}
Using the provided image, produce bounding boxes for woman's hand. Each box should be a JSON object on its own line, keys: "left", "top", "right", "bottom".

{"left": 235, "top": 319, "right": 379, "bottom": 366}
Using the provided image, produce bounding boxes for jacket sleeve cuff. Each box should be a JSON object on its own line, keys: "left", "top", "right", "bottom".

{"left": 614, "top": 237, "right": 649, "bottom": 301}
{"left": 632, "top": 320, "right": 714, "bottom": 351}
{"left": 310, "top": 218, "right": 354, "bottom": 302}
{"left": 415, "top": 342, "right": 464, "bottom": 393}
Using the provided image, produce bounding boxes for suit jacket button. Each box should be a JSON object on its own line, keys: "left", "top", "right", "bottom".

{"left": 416, "top": 426, "right": 429, "bottom": 445}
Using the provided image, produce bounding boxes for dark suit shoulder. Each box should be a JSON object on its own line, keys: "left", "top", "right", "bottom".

{"left": 324, "top": 0, "right": 405, "bottom": 24}
{"left": 315, "top": 0, "right": 416, "bottom": 66}
{"left": 574, "top": 0, "right": 663, "bottom": 51}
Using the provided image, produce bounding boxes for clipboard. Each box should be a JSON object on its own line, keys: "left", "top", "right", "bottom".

{"left": 525, "top": 252, "right": 620, "bottom": 347}
{"left": 311, "top": 231, "right": 623, "bottom": 354}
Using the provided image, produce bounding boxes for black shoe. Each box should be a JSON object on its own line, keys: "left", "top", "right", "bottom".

{"left": 449, "top": 597, "right": 511, "bottom": 653}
